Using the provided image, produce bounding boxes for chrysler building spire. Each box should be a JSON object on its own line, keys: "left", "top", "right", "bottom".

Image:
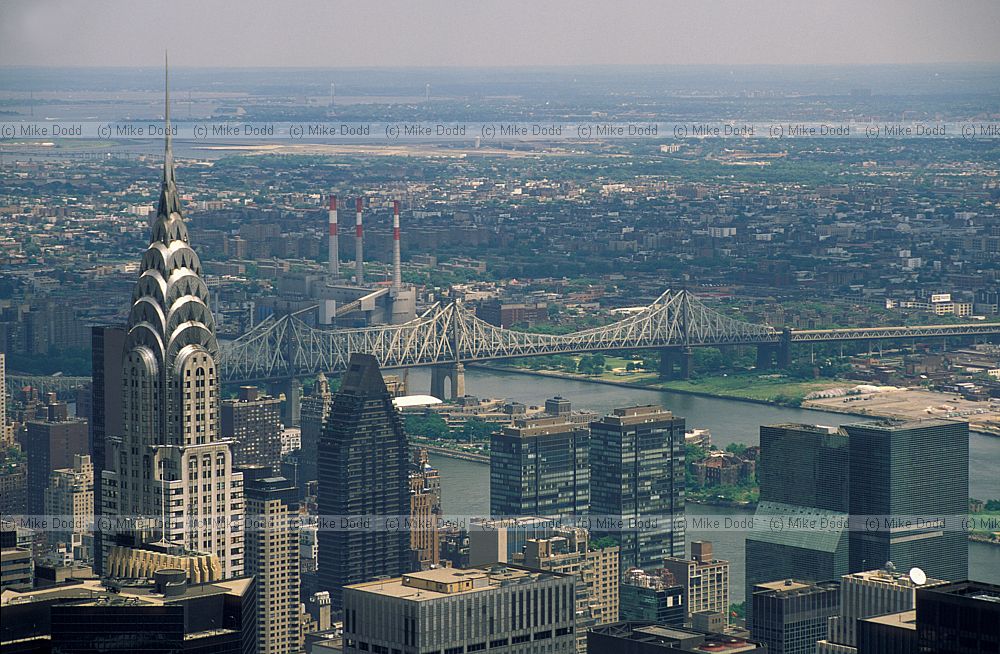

{"left": 158, "top": 52, "right": 181, "bottom": 219}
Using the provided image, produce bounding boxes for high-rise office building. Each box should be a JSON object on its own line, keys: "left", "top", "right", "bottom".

{"left": 222, "top": 386, "right": 283, "bottom": 468}
{"left": 317, "top": 353, "right": 409, "bottom": 609}
{"left": 90, "top": 324, "right": 125, "bottom": 576}
{"left": 620, "top": 568, "right": 686, "bottom": 626}
{"left": 100, "top": 68, "right": 244, "bottom": 578}
{"left": 520, "top": 527, "right": 620, "bottom": 652}
{"left": 0, "top": 353, "right": 7, "bottom": 444}
{"left": 746, "top": 424, "right": 850, "bottom": 617}
{"left": 915, "top": 581, "right": 1000, "bottom": 654}
{"left": 844, "top": 420, "right": 968, "bottom": 583}
{"left": 299, "top": 373, "right": 332, "bottom": 490}
{"left": 663, "top": 541, "right": 730, "bottom": 626}
{"left": 244, "top": 467, "right": 301, "bottom": 654}
{"left": 750, "top": 579, "right": 840, "bottom": 654}
{"left": 408, "top": 449, "right": 441, "bottom": 570}
{"left": 342, "top": 565, "right": 578, "bottom": 654}
{"left": 44, "top": 453, "right": 94, "bottom": 561}
{"left": 25, "top": 398, "right": 88, "bottom": 515}
{"left": 90, "top": 325, "right": 125, "bottom": 478}
{"left": 490, "top": 415, "right": 590, "bottom": 517}
{"left": 817, "top": 565, "right": 947, "bottom": 653}
{"left": 589, "top": 405, "right": 685, "bottom": 570}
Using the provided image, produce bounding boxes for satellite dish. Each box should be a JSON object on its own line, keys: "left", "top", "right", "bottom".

{"left": 909, "top": 567, "right": 927, "bottom": 586}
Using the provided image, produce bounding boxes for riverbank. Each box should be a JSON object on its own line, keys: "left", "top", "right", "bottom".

{"left": 410, "top": 440, "right": 489, "bottom": 464}
{"left": 471, "top": 363, "right": 1000, "bottom": 438}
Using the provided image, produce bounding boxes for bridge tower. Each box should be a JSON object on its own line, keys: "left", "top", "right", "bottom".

{"left": 430, "top": 362, "right": 465, "bottom": 400}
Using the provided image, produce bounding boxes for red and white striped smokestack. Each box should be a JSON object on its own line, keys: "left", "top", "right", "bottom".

{"left": 355, "top": 197, "right": 364, "bottom": 284}
{"left": 392, "top": 200, "right": 402, "bottom": 289}
{"left": 327, "top": 194, "right": 339, "bottom": 277}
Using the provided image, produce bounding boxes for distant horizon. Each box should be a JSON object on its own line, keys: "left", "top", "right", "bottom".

{"left": 4, "top": 0, "right": 999, "bottom": 68}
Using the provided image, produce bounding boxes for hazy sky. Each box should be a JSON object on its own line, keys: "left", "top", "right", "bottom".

{"left": 3, "top": 0, "right": 999, "bottom": 67}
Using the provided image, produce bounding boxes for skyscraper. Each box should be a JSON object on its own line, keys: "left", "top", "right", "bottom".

{"left": 90, "top": 324, "right": 125, "bottom": 576}
{"left": 746, "top": 423, "right": 850, "bottom": 617}
{"left": 490, "top": 415, "right": 590, "bottom": 518}
{"left": 750, "top": 579, "right": 840, "bottom": 654}
{"left": 663, "top": 541, "right": 730, "bottom": 627}
{"left": 317, "top": 353, "right": 409, "bottom": 609}
{"left": 25, "top": 398, "right": 88, "bottom": 515}
{"left": 100, "top": 61, "right": 244, "bottom": 578}
{"left": 844, "top": 419, "right": 968, "bottom": 582}
{"left": 298, "top": 372, "right": 332, "bottom": 489}
{"left": 589, "top": 405, "right": 685, "bottom": 570}
{"left": 222, "top": 386, "right": 283, "bottom": 468}
{"left": 244, "top": 468, "right": 301, "bottom": 654}
{"left": 915, "top": 581, "right": 1000, "bottom": 654}
{"left": 44, "top": 454, "right": 94, "bottom": 561}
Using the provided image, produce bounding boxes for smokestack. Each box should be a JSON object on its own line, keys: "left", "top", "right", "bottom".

{"left": 392, "top": 200, "right": 402, "bottom": 289}
{"left": 355, "top": 197, "right": 364, "bottom": 284}
{"left": 327, "top": 194, "right": 339, "bottom": 277}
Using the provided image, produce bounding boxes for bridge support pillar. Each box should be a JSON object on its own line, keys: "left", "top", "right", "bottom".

{"left": 756, "top": 344, "right": 776, "bottom": 370}
{"left": 777, "top": 328, "right": 792, "bottom": 369}
{"left": 659, "top": 348, "right": 693, "bottom": 380}
{"left": 679, "top": 347, "right": 693, "bottom": 379}
{"left": 430, "top": 362, "right": 465, "bottom": 400}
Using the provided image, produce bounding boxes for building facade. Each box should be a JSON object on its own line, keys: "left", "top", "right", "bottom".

{"left": 620, "top": 568, "right": 685, "bottom": 626}
{"left": 915, "top": 581, "right": 1000, "bottom": 654}
{"left": 317, "top": 353, "right": 410, "bottom": 609}
{"left": 520, "top": 527, "right": 620, "bottom": 652}
{"left": 299, "top": 372, "right": 333, "bottom": 490}
{"left": 25, "top": 399, "right": 88, "bottom": 516}
{"left": 663, "top": 541, "right": 730, "bottom": 626}
{"left": 100, "top": 80, "right": 244, "bottom": 578}
{"left": 589, "top": 405, "right": 685, "bottom": 569}
{"left": 222, "top": 386, "right": 283, "bottom": 469}
{"left": 750, "top": 579, "right": 840, "bottom": 654}
{"left": 746, "top": 424, "right": 850, "bottom": 618}
{"left": 343, "top": 566, "right": 577, "bottom": 654}
{"left": 490, "top": 416, "right": 590, "bottom": 518}
{"left": 245, "top": 469, "right": 301, "bottom": 654}
{"left": 845, "top": 420, "right": 969, "bottom": 584}
{"left": 43, "top": 453, "right": 94, "bottom": 560}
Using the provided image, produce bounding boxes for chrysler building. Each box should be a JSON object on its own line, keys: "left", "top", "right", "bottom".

{"left": 101, "top": 59, "right": 244, "bottom": 578}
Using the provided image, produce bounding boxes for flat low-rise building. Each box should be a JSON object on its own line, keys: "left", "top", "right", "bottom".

{"left": 588, "top": 622, "right": 766, "bottom": 654}
{"left": 343, "top": 565, "right": 577, "bottom": 654}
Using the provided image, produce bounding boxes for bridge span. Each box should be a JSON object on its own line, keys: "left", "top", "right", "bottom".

{"left": 217, "top": 289, "right": 1000, "bottom": 393}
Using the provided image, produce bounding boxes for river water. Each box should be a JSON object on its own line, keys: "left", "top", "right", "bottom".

{"left": 405, "top": 367, "right": 1000, "bottom": 600}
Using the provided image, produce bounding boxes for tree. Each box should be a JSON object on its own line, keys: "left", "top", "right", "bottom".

{"left": 404, "top": 412, "right": 451, "bottom": 440}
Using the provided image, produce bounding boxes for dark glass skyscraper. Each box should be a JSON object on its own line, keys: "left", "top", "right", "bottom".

{"left": 589, "top": 405, "right": 685, "bottom": 570}
{"left": 490, "top": 416, "right": 589, "bottom": 517}
{"left": 317, "top": 353, "right": 409, "bottom": 610}
{"left": 844, "top": 419, "right": 968, "bottom": 582}
{"left": 745, "top": 424, "right": 850, "bottom": 616}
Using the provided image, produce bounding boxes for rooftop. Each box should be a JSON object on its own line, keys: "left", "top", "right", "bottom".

{"left": 1, "top": 576, "right": 252, "bottom": 608}
{"left": 345, "top": 565, "right": 566, "bottom": 601}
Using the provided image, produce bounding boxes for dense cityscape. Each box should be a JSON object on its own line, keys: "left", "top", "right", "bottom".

{"left": 2, "top": 3, "right": 1000, "bottom": 654}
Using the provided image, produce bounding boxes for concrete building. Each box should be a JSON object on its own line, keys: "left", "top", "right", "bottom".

{"left": 620, "top": 568, "right": 686, "bottom": 626}
{"left": 856, "top": 609, "right": 917, "bottom": 654}
{"left": 89, "top": 324, "right": 125, "bottom": 576}
{"left": 342, "top": 565, "right": 577, "bottom": 654}
{"left": 519, "top": 527, "right": 620, "bottom": 652}
{"left": 408, "top": 449, "right": 441, "bottom": 570}
{"left": 222, "top": 385, "right": 284, "bottom": 469}
{"left": 245, "top": 469, "right": 301, "bottom": 654}
{"left": 589, "top": 406, "right": 686, "bottom": 569}
{"left": 43, "top": 453, "right": 93, "bottom": 561}
{"left": 490, "top": 415, "right": 590, "bottom": 518}
{"left": 467, "top": 516, "right": 557, "bottom": 566}
{"left": 750, "top": 579, "right": 840, "bottom": 654}
{"left": 25, "top": 399, "right": 88, "bottom": 515}
{"left": 100, "top": 76, "right": 244, "bottom": 579}
{"left": 817, "top": 564, "right": 947, "bottom": 653}
{"left": 1, "top": 521, "right": 32, "bottom": 591}
{"left": 0, "top": 572, "right": 257, "bottom": 653}
{"left": 317, "top": 353, "right": 410, "bottom": 610}
{"left": 663, "top": 541, "right": 730, "bottom": 627}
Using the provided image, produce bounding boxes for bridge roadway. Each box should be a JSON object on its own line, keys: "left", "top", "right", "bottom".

{"left": 217, "top": 289, "right": 1000, "bottom": 389}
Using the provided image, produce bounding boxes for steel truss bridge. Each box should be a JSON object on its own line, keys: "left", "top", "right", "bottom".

{"left": 217, "top": 289, "right": 1000, "bottom": 384}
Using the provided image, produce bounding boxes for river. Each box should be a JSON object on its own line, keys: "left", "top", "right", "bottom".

{"left": 404, "top": 367, "right": 1000, "bottom": 600}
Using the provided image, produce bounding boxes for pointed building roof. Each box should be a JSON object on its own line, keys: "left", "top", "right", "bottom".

{"left": 338, "top": 353, "right": 389, "bottom": 397}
